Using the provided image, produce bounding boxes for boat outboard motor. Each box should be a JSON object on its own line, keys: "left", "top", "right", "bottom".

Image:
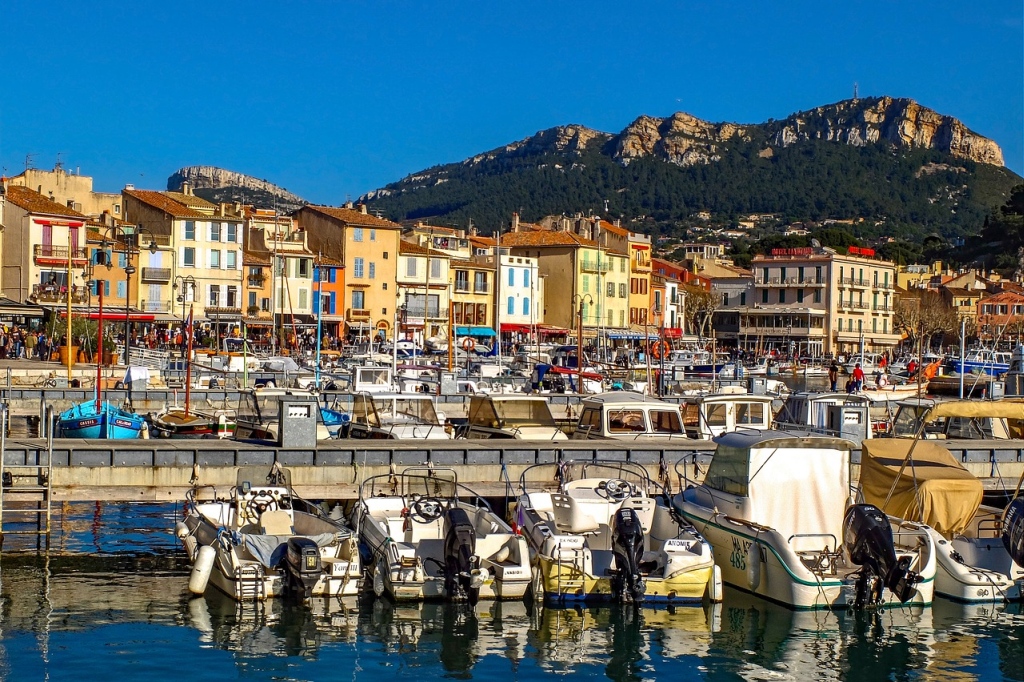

{"left": 843, "top": 504, "right": 920, "bottom": 606}
{"left": 443, "top": 507, "right": 480, "bottom": 604}
{"left": 1002, "top": 496, "right": 1024, "bottom": 567}
{"left": 282, "top": 536, "right": 321, "bottom": 598}
{"left": 611, "top": 507, "right": 646, "bottom": 603}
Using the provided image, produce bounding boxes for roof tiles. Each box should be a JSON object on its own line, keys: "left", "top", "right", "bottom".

{"left": 3, "top": 185, "right": 88, "bottom": 218}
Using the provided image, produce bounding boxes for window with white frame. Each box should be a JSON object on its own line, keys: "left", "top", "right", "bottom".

{"left": 226, "top": 224, "right": 237, "bottom": 243}
{"left": 183, "top": 247, "right": 195, "bottom": 267}
{"left": 226, "top": 286, "right": 237, "bottom": 308}
{"left": 209, "top": 284, "right": 221, "bottom": 307}
{"left": 210, "top": 223, "right": 221, "bottom": 241}
{"left": 210, "top": 250, "right": 221, "bottom": 268}
{"left": 184, "top": 221, "right": 195, "bottom": 240}
{"left": 354, "top": 258, "right": 364, "bottom": 278}
{"left": 353, "top": 228, "right": 363, "bottom": 242}
{"left": 226, "top": 250, "right": 237, "bottom": 269}
{"left": 370, "top": 229, "right": 376, "bottom": 241}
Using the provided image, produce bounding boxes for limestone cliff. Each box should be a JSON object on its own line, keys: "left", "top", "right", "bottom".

{"left": 611, "top": 97, "right": 1003, "bottom": 168}
{"left": 167, "top": 166, "right": 305, "bottom": 209}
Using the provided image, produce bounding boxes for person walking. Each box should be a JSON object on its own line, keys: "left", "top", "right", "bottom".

{"left": 852, "top": 362, "right": 865, "bottom": 392}
{"left": 828, "top": 361, "right": 839, "bottom": 392}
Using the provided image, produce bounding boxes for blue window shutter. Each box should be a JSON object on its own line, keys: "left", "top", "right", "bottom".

{"left": 104, "top": 281, "right": 111, "bottom": 296}
{"left": 117, "top": 281, "right": 126, "bottom": 298}
{"left": 523, "top": 298, "right": 530, "bottom": 315}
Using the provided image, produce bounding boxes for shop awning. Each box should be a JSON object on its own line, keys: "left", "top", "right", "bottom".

{"left": 537, "top": 324, "right": 569, "bottom": 336}
{"left": 55, "top": 306, "right": 155, "bottom": 322}
{"left": 603, "top": 328, "right": 657, "bottom": 340}
{"left": 456, "top": 326, "right": 496, "bottom": 337}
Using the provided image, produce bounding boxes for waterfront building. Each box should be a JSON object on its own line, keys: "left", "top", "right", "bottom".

{"left": 122, "top": 186, "right": 244, "bottom": 329}
{"left": 745, "top": 246, "right": 898, "bottom": 355}
{"left": 294, "top": 203, "right": 402, "bottom": 341}
{"left": 312, "top": 255, "right": 345, "bottom": 341}
{"left": 449, "top": 257, "right": 495, "bottom": 334}
{"left": 397, "top": 239, "right": 451, "bottom": 344}
{"left": 651, "top": 257, "right": 692, "bottom": 336}
{"left": 7, "top": 164, "right": 123, "bottom": 219}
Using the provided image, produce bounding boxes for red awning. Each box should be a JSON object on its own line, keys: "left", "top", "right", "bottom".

{"left": 662, "top": 327, "right": 684, "bottom": 338}
{"left": 59, "top": 309, "right": 155, "bottom": 322}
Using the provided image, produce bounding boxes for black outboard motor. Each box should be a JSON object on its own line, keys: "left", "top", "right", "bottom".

{"left": 283, "top": 536, "right": 322, "bottom": 598}
{"left": 443, "top": 507, "right": 480, "bottom": 604}
{"left": 1002, "top": 496, "right": 1024, "bottom": 568}
{"left": 843, "top": 504, "right": 921, "bottom": 606}
{"left": 611, "top": 507, "right": 646, "bottom": 603}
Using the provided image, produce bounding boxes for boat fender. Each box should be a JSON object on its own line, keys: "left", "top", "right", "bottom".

{"left": 746, "top": 542, "right": 762, "bottom": 591}
{"left": 373, "top": 558, "right": 388, "bottom": 597}
{"left": 140, "top": 421, "right": 150, "bottom": 440}
{"left": 708, "top": 564, "right": 724, "bottom": 603}
{"left": 174, "top": 521, "right": 190, "bottom": 539}
{"left": 470, "top": 567, "right": 489, "bottom": 590}
{"left": 188, "top": 545, "right": 216, "bottom": 595}
{"left": 493, "top": 544, "right": 511, "bottom": 564}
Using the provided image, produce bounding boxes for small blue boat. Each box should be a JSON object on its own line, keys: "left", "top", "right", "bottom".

{"left": 56, "top": 401, "right": 146, "bottom": 439}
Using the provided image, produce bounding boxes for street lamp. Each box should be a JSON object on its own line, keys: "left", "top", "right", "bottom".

{"left": 173, "top": 275, "right": 198, "bottom": 356}
{"left": 571, "top": 293, "right": 593, "bottom": 394}
{"left": 100, "top": 224, "right": 158, "bottom": 368}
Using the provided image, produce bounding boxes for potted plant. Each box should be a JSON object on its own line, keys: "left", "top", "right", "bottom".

{"left": 49, "top": 316, "right": 98, "bottom": 367}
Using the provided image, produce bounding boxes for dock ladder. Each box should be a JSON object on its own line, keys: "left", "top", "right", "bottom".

{"left": 0, "top": 403, "right": 54, "bottom": 548}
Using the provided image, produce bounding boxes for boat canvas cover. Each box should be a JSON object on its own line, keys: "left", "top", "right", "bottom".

{"left": 923, "top": 400, "right": 1024, "bottom": 423}
{"left": 860, "top": 439, "right": 983, "bottom": 536}
{"left": 706, "top": 437, "right": 850, "bottom": 550}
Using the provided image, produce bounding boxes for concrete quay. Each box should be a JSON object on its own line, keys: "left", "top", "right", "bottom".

{"left": 2, "top": 438, "right": 1021, "bottom": 503}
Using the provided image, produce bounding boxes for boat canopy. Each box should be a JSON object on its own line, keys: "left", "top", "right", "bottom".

{"left": 705, "top": 432, "right": 852, "bottom": 544}
{"left": 860, "top": 439, "right": 983, "bottom": 536}
{"left": 922, "top": 399, "right": 1024, "bottom": 422}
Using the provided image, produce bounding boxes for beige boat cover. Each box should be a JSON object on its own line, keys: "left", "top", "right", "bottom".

{"left": 923, "top": 400, "right": 1024, "bottom": 422}
{"left": 860, "top": 439, "right": 982, "bottom": 536}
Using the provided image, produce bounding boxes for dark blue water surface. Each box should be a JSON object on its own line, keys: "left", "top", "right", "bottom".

{"left": 0, "top": 503, "right": 1021, "bottom": 681}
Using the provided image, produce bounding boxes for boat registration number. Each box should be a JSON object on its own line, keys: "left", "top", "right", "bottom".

{"left": 729, "top": 536, "right": 751, "bottom": 570}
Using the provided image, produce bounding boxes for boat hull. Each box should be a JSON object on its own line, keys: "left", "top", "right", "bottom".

{"left": 57, "top": 402, "right": 145, "bottom": 439}
{"left": 533, "top": 553, "right": 713, "bottom": 603}
{"left": 933, "top": 529, "right": 1024, "bottom": 603}
{"left": 676, "top": 503, "right": 935, "bottom": 610}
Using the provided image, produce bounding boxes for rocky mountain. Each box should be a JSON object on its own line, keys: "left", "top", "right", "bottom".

{"left": 167, "top": 165, "right": 306, "bottom": 212}
{"left": 361, "top": 97, "right": 1018, "bottom": 240}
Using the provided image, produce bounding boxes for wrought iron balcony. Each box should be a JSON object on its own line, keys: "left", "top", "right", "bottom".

{"left": 347, "top": 308, "right": 371, "bottom": 321}
{"left": 30, "top": 284, "right": 89, "bottom": 304}
{"left": 141, "top": 267, "right": 172, "bottom": 283}
{"left": 34, "top": 245, "right": 88, "bottom": 263}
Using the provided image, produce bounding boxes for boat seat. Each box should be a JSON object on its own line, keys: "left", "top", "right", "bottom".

{"left": 551, "top": 493, "right": 601, "bottom": 534}
{"left": 260, "top": 510, "right": 295, "bottom": 535}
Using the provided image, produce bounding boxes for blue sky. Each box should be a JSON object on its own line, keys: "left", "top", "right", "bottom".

{"left": 1, "top": 1, "right": 1021, "bottom": 205}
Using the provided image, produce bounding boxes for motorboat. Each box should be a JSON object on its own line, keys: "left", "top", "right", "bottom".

{"left": 233, "top": 388, "right": 335, "bottom": 441}
{"left": 351, "top": 467, "right": 531, "bottom": 603}
{"left": 177, "top": 464, "right": 362, "bottom": 601}
{"left": 681, "top": 391, "right": 775, "bottom": 439}
{"left": 861, "top": 436, "right": 1023, "bottom": 602}
{"left": 775, "top": 391, "right": 874, "bottom": 442}
{"left": 461, "top": 395, "right": 568, "bottom": 440}
{"left": 947, "top": 348, "right": 1011, "bottom": 376}
{"left": 665, "top": 349, "right": 728, "bottom": 375}
{"left": 888, "top": 397, "right": 1024, "bottom": 440}
{"left": 844, "top": 351, "right": 886, "bottom": 376}
{"left": 148, "top": 405, "right": 236, "bottom": 439}
{"left": 673, "top": 430, "right": 936, "bottom": 609}
{"left": 571, "top": 392, "right": 690, "bottom": 440}
{"left": 55, "top": 400, "right": 147, "bottom": 439}
{"left": 371, "top": 394, "right": 453, "bottom": 439}
{"left": 514, "top": 459, "right": 722, "bottom": 603}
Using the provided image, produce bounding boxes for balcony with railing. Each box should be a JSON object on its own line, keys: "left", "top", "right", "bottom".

{"left": 840, "top": 277, "right": 870, "bottom": 288}
{"left": 34, "top": 245, "right": 88, "bottom": 264}
{"left": 473, "top": 282, "right": 490, "bottom": 294}
{"left": 755, "top": 276, "right": 826, "bottom": 286}
{"left": 30, "top": 284, "right": 89, "bottom": 304}
{"left": 246, "top": 275, "right": 266, "bottom": 288}
{"left": 454, "top": 280, "right": 470, "bottom": 293}
{"left": 347, "top": 308, "right": 371, "bottom": 321}
{"left": 872, "top": 304, "right": 891, "bottom": 312}
{"left": 205, "top": 306, "right": 242, "bottom": 317}
{"left": 141, "top": 267, "right": 172, "bottom": 283}
{"left": 581, "top": 260, "right": 612, "bottom": 274}
{"left": 141, "top": 300, "right": 172, "bottom": 313}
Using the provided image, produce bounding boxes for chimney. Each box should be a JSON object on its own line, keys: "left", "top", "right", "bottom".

{"left": 359, "top": 204, "right": 368, "bottom": 215}
{"left": 124, "top": 183, "right": 135, "bottom": 191}
{"left": 181, "top": 181, "right": 191, "bottom": 196}
{"left": 219, "top": 203, "right": 226, "bottom": 217}
{"left": 345, "top": 200, "right": 354, "bottom": 209}
{"left": 511, "top": 213, "right": 520, "bottom": 233}
{"left": 594, "top": 219, "right": 601, "bottom": 244}
{"left": 470, "top": 224, "right": 478, "bottom": 237}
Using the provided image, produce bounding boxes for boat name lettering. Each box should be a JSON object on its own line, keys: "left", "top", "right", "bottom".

{"left": 729, "top": 536, "right": 751, "bottom": 570}
{"left": 79, "top": 419, "right": 99, "bottom": 427}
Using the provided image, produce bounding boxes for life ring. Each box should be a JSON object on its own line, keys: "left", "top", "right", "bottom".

{"left": 876, "top": 374, "right": 889, "bottom": 388}
{"left": 649, "top": 340, "right": 670, "bottom": 360}
{"left": 461, "top": 338, "right": 476, "bottom": 352}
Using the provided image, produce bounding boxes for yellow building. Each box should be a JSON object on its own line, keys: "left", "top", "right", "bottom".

{"left": 398, "top": 240, "right": 451, "bottom": 343}
{"left": 501, "top": 228, "right": 628, "bottom": 335}
{"left": 295, "top": 203, "right": 402, "bottom": 341}
{"left": 450, "top": 258, "right": 494, "bottom": 332}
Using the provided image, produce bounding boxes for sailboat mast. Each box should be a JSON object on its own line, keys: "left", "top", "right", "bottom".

{"left": 67, "top": 228, "right": 73, "bottom": 384}
{"left": 315, "top": 254, "right": 323, "bottom": 388}
{"left": 185, "top": 304, "right": 194, "bottom": 417}
{"left": 96, "top": 285, "right": 103, "bottom": 410}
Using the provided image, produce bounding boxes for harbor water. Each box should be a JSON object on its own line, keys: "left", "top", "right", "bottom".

{"left": 0, "top": 502, "right": 1021, "bottom": 681}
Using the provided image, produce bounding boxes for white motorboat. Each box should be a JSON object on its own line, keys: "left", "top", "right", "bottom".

{"left": 681, "top": 391, "right": 775, "bottom": 439}
{"left": 673, "top": 430, "right": 936, "bottom": 609}
{"left": 775, "top": 391, "right": 875, "bottom": 441}
{"left": 461, "top": 394, "right": 568, "bottom": 440}
{"left": 514, "top": 460, "right": 722, "bottom": 603}
{"left": 233, "top": 388, "right": 336, "bottom": 441}
{"left": 844, "top": 351, "right": 886, "bottom": 375}
{"left": 370, "top": 393, "right": 453, "bottom": 439}
{"left": 571, "top": 392, "right": 691, "bottom": 441}
{"left": 862, "top": 439, "right": 1022, "bottom": 602}
{"left": 352, "top": 467, "right": 531, "bottom": 602}
{"left": 177, "top": 464, "right": 362, "bottom": 601}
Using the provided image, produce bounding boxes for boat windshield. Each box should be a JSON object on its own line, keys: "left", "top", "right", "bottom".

{"left": 702, "top": 445, "right": 751, "bottom": 496}
{"left": 650, "top": 409, "right": 683, "bottom": 433}
{"left": 377, "top": 397, "right": 440, "bottom": 425}
{"left": 235, "top": 465, "right": 291, "bottom": 490}
{"left": 491, "top": 399, "right": 556, "bottom": 427}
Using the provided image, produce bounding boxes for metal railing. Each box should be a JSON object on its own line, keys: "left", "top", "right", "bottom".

{"left": 33, "top": 245, "right": 88, "bottom": 261}
{"left": 141, "top": 267, "right": 171, "bottom": 282}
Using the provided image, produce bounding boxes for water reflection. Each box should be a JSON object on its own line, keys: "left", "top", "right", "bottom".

{"left": 0, "top": 551, "right": 1022, "bottom": 682}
